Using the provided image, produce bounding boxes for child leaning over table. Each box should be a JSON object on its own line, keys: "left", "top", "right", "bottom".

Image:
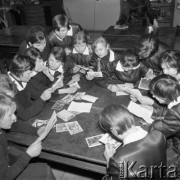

{"left": 25, "top": 47, "right": 63, "bottom": 100}
{"left": 46, "top": 46, "right": 78, "bottom": 94}
{"left": 48, "top": 14, "right": 75, "bottom": 55}
{"left": 67, "top": 31, "right": 93, "bottom": 76}
{"left": 8, "top": 54, "right": 52, "bottom": 121}
{"left": 107, "top": 49, "right": 155, "bottom": 92}
{"left": 132, "top": 74, "right": 180, "bottom": 175}
{"left": 86, "top": 36, "right": 121, "bottom": 88}
{"left": 0, "top": 93, "right": 56, "bottom": 180}
{"left": 18, "top": 25, "right": 51, "bottom": 62}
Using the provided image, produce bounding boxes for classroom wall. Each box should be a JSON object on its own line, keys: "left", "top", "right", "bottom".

{"left": 63, "top": 0, "right": 120, "bottom": 31}
{"left": 173, "top": 0, "right": 180, "bottom": 26}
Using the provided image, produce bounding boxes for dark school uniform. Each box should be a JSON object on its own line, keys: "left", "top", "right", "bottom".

{"left": 111, "top": 59, "right": 149, "bottom": 87}
{"left": 28, "top": 71, "right": 52, "bottom": 100}
{"left": 8, "top": 72, "right": 46, "bottom": 121}
{"left": 67, "top": 46, "right": 92, "bottom": 75}
{"left": 0, "top": 121, "right": 55, "bottom": 180}
{"left": 18, "top": 38, "right": 51, "bottom": 62}
{"left": 106, "top": 130, "right": 166, "bottom": 180}
{"left": 48, "top": 25, "right": 73, "bottom": 49}
{"left": 150, "top": 99, "right": 180, "bottom": 176}
{"left": 88, "top": 49, "right": 121, "bottom": 88}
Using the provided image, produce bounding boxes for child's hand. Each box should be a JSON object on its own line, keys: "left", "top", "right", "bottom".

{"left": 107, "top": 84, "right": 120, "bottom": 92}
{"left": 104, "top": 143, "right": 115, "bottom": 163}
{"left": 145, "top": 69, "right": 155, "bottom": 80}
{"left": 42, "top": 66, "right": 49, "bottom": 75}
{"left": 40, "top": 88, "right": 52, "bottom": 101}
{"left": 37, "top": 126, "right": 46, "bottom": 137}
{"left": 73, "top": 65, "right": 81, "bottom": 73}
{"left": 65, "top": 48, "right": 71, "bottom": 56}
{"left": 86, "top": 69, "right": 94, "bottom": 80}
{"left": 26, "top": 141, "right": 42, "bottom": 158}
{"left": 72, "top": 74, "right": 80, "bottom": 82}
{"left": 130, "top": 95, "right": 138, "bottom": 102}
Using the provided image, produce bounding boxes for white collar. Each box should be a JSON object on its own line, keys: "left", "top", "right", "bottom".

{"left": 8, "top": 71, "right": 27, "bottom": 91}
{"left": 116, "top": 61, "right": 141, "bottom": 72}
{"left": 168, "top": 96, "right": 180, "bottom": 109}
{"left": 72, "top": 46, "right": 90, "bottom": 55}
{"left": 109, "top": 49, "right": 115, "bottom": 62}
{"left": 54, "top": 25, "right": 73, "bottom": 41}
{"left": 123, "top": 126, "right": 147, "bottom": 146}
{"left": 31, "top": 71, "right": 38, "bottom": 77}
{"left": 67, "top": 25, "right": 73, "bottom": 36}
{"left": 48, "top": 65, "right": 64, "bottom": 76}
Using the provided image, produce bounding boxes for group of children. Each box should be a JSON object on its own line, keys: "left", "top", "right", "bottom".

{"left": 1, "top": 12, "right": 180, "bottom": 179}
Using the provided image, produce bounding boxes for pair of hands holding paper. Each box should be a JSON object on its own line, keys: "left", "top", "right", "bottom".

{"left": 130, "top": 95, "right": 154, "bottom": 114}
{"left": 26, "top": 126, "right": 46, "bottom": 158}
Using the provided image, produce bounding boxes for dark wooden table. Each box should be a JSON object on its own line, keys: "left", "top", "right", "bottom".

{"left": 7, "top": 79, "right": 135, "bottom": 174}
{"left": 102, "top": 26, "right": 177, "bottom": 52}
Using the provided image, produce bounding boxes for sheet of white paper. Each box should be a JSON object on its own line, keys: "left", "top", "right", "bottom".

{"left": 127, "top": 101, "right": 154, "bottom": 124}
{"left": 51, "top": 75, "right": 63, "bottom": 92}
{"left": 128, "top": 89, "right": 142, "bottom": 98}
{"left": 81, "top": 95, "right": 98, "bottom": 103}
{"left": 67, "top": 101, "right": 92, "bottom": 113}
{"left": 36, "top": 111, "right": 57, "bottom": 142}
{"left": 116, "top": 91, "right": 129, "bottom": 96}
{"left": 87, "top": 71, "right": 103, "bottom": 78}
{"left": 56, "top": 109, "right": 76, "bottom": 121}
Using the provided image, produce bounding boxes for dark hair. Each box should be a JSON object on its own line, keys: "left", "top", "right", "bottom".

{"left": 161, "top": 50, "right": 180, "bottom": 73}
{"left": 9, "top": 54, "right": 34, "bottom": 77}
{"left": 48, "top": 46, "right": 66, "bottom": 63}
{"left": 26, "top": 26, "right": 45, "bottom": 45}
{"left": 121, "top": 49, "right": 139, "bottom": 68}
{"left": 99, "top": 104, "right": 135, "bottom": 135}
{"left": 24, "top": 47, "right": 41, "bottom": 67}
{"left": 52, "top": 14, "right": 70, "bottom": 31}
{"left": 135, "top": 34, "right": 159, "bottom": 59}
{"left": 0, "top": 93, "right": 16, "bottom": 122}
{"left": 73, "top": 31, "right": 88, "bottom": 45}
{"left": 149, "top": 74, "right": 180, "bottom": 103}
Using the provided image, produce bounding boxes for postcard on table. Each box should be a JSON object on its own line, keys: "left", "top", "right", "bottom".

{"left": 138, "top": 78, "right": 151, "bottom": 90}
{"left": 81, "top": 95, "right": 98, "bottom": 103}
{"left": 52, "top": 100, "right": 64, "bottom": 111}
{"left": 87, "top": 71, "right": 103, "bottom": 78}
{"left": 56, "top": 109, "right": 76, "bottom": 122}
{"left": 86, "top": 134, "right": 104, "bottom": 148}
{"left": 99, "top": 133, "right": 122, "bottom": 150}
{"left": 56, "top": 123, "right": 68, "bottom": 132}
{"left": 59, "top": 94, "right": 74, "bottom": 104}
{"left": 67, "top": 101, "right": 92, "bottom": 113}
{"left": 65, "top": 121, "right": 83, "bottom": 135}
{"left": 74, "top": 92, "right": 86, "bottom": 100}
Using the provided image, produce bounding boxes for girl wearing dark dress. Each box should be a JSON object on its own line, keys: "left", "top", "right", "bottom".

{"left": 18, "top": 26, "right": 50, "bottom": 62}
{"left": 0, "top": 93, "right": 55, "bottom": 180}
{"left": 86, "top": 36, "right": 121, "bottom": 88}
{"left": 48, "top": 14, "right": 74, "bottom": 55}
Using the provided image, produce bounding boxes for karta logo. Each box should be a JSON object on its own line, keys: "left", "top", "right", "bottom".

{"left": 117, "top": 161, "right": 178, "bottom": 179}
